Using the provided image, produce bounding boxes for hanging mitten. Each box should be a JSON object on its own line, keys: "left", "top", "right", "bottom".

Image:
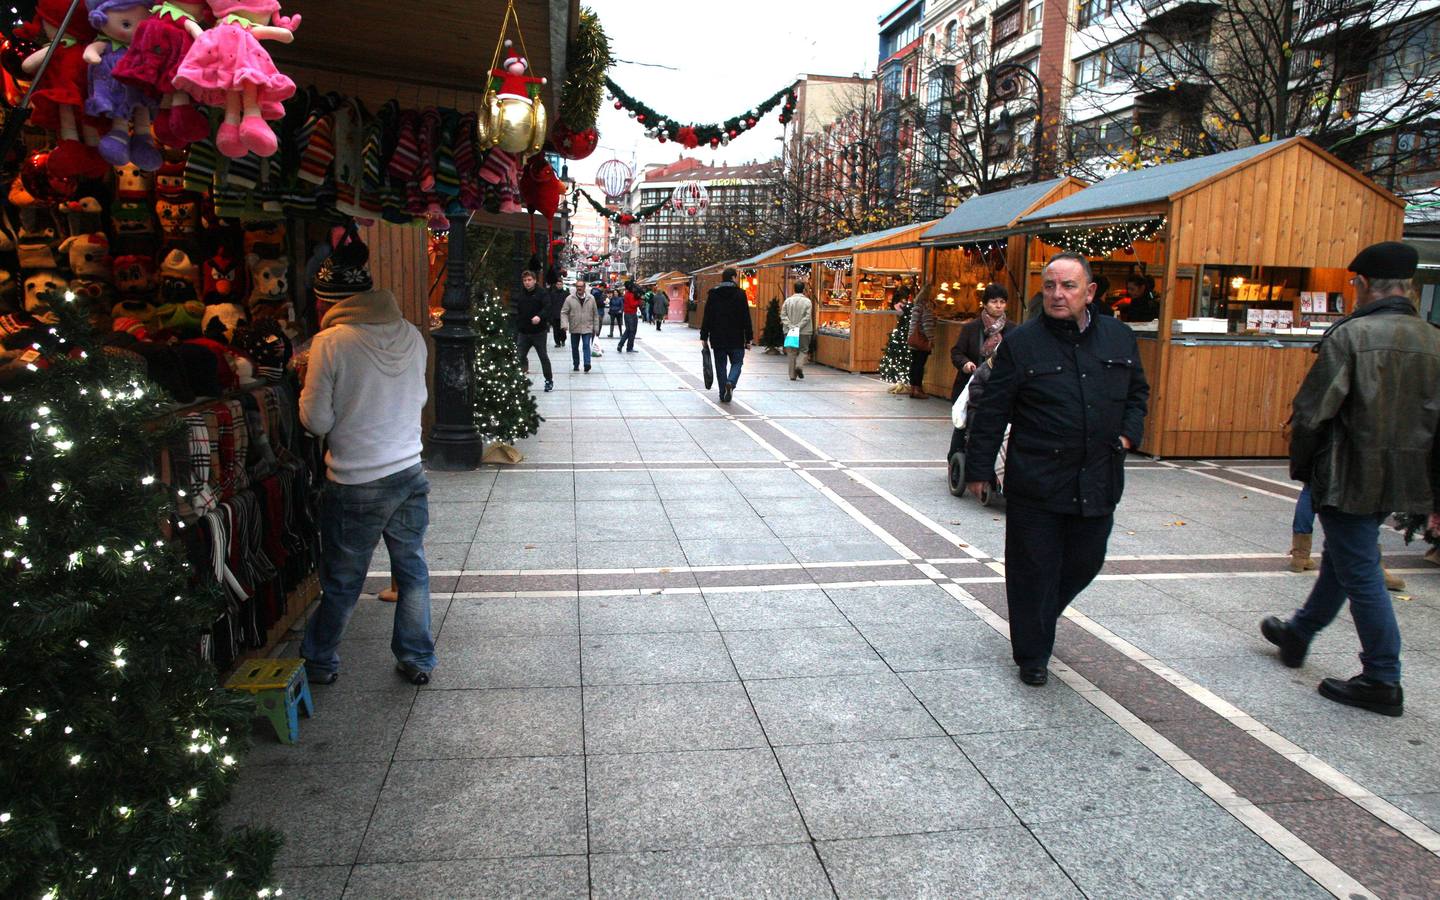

{"left": 414, "top": 107, "right": 440, "bottom": 192}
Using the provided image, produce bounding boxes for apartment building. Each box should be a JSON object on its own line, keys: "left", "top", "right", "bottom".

{"left": 626, "top": 157, "right": 781, "bottom": 277}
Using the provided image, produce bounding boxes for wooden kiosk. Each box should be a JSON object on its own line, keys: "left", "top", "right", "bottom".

{"left": 735, "top": 242, "right": 808, "bottom": 337}
{"left": 1018, "top": 138, "right": 1404, "bottom": 458}
{"left": 784, "top": 221, "right": 935, "bottom": 372}
{"left": 688, "top": 260, "right": 738, "bottom": 329}
{"left": 640, "top": 270, "right": 691, "bottom": 322}
{"left": 918, "top": 178, "right": 1088, "bottom": 399}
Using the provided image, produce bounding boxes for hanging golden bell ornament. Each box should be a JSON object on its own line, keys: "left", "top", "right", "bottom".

{"left": 476, "top": 2, "right": 550, "bottom": 160}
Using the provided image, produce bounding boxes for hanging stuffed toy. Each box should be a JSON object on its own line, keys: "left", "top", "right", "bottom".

{"left": 478, "top": 36, "right": 547, "bottom": 158}
{"left": 172, "top": 1, "right": 299, "bottom": 158}
{"left": 111, "top": 1, "right": 210, "bottom": 147}
{"left": 84, "top": 0, "right": 161, "bottom": 170}
{"left": 23, "top": 0, "right": 108, "bottom": 179}
{"left": 519, "top": 155, "right": 562, "bottom": 265}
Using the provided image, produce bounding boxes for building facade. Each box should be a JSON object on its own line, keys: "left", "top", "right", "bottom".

{"left": 627, "top": 158, "right": 782, "bottom": 278}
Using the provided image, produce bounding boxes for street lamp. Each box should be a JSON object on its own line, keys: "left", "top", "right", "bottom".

{"left": 983, "top": 60, "right": 1044, "bottom": 190}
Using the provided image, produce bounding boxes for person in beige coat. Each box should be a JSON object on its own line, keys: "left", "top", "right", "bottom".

{"left": 780, "top": 282, "right": 814, "bottom": 381}
{"left": 561, "top": 281, "right": 602, "bottom": 372}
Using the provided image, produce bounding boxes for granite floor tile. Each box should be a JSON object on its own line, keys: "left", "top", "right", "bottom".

{"left": 590, "top": 845, "right": 832, "bottom": 899}
{"left": 746, "top": 673, "right": 943, "bottom": 745}
{"left": 246, "top": 689, "right": 409, "bottom": 765}
{"left": 397, "top": 688, "right": 582, "bottom": 759}
{"left": 856, "top": 621, "right": 1014, "bottom": 672}
{"left": 818, "top": 828, "right": 1083, "bottom": 899}
{"left": 822, "top": 583, "right": 973, "bottom": 625}
{"left": 359, "top": 757, "right": 587, "bottom": 863}
{"left": 1261, "top": 798, "right": 1440, "bottom": 899}
{"left": 583, "top": 681, "right": 767, "bottom": 754}
{"left": 1391, "top": 791, "right": 1440, "bottom": 831}
{"left": 431, "top": 634, "right": 581, "bottom": 689}
{"left": 581, "top": 631, "right": 738, "bottom": 685}
{"left": 782, "top": 537, "right": 903, "bottom": 564}
{"left": 223, "top": 762, "right": 388, "bottom": 866}
{"left": 575, "top": 540, "right": 690, "bottom": 569}
{"left": 703, "top": 587, "right": 850, "bottom": 631}
{"left": 302, "top": 639, "right": 425, "bottom": 696}
{"left": 579, "top": 593, "right": 716, "bottom": 634}
{"left": 343, "top": 856, "right": 588, "bottom": 900}
{"left": 586, "top": 749, "right": 807, "bottom": 852}
{"left": 441, "top": 596, "right": 578, "bottom": 637}
{"left": 723, "top": 626, "right": 888, "bottom": 679}
{"left": 463, "top": 541, "right": 579, "bottom": 572}
{"left": 681, "top": 538, "right": 798, "bottom": 567}
{"left": 902, "top": 667, "right": 1112, "bottom": 735}
{"left": 273, "top": 865, "right": 350, "bottom": 900}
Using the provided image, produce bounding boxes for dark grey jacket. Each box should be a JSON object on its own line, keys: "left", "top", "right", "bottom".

{"left": 1291, "top": 296, "right": 1440, "bottom": 515}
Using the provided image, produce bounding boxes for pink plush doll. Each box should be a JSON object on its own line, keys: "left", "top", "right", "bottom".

{"left": 172, "top": 1, "right": 298, "bottom": 158}
{"left": 490, "top": 41, "right": 546, "bottom": 100}
{"left": 84, "top": 0, "right": 160, "bottom": 171}
{"left": 111, "top": 1, "right": 211, "bottom": 147}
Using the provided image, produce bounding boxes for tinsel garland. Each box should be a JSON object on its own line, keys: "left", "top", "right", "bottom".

{"left": 1035, "top": 218, "right": 1166, "bottom": 257}
{"left": 576, "top": 189, "right": 670, "bottom": 224}
{"left": 605, "top": 77, "right": 797, "bottom": 148}
{"left": 557, "top": 6, "right": 612, "bottom": 131}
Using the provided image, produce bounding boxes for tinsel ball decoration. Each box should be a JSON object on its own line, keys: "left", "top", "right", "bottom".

{"left": 550, "top": 121, "right": 599, "bottom": 160}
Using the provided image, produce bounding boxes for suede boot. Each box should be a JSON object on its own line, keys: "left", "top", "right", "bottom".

{"left": 1289, "top": 533, "right": 1316, "bottom": 572}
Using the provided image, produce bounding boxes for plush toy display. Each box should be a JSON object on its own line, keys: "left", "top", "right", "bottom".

{"left": 15, "top": 206, "right": 61, "bottom": 271}
{"left": 242, "top": 219, "right": 286, "bottom": 259}
{"left": 83, "top": 0, "right": 161, "bottom": 170}
{"left": 23, "top": 0, "right": 107, "bottom": 179}
{"left": 112, "top": 0, "right": 210, "bottom": 147}
{"left": 201, "top": 299, "right": 247, "bottom": 342}
{"left": 479, "top": 41, "right": 547, "bottom": 157}
{"left": 111, "top": 252, "right": 157, "bottom": 324}
{"left": 24, "top": 269, "right": 67, "bottom": 313}
{"left": 59, "top": 194, "right": 104, "bottom": 235}
{"left": 201, "top": 243, "right": 243, "bottom": 303}
{"left": 156, "top": 196, "right": 198, "bottom": 244}
{"left": 244, "top": 251, "right": 288, "bottom": 323}
{"left": 59, "top": 232, "right": 113, "bottom": 279}
{"left": 110, "top": 163, "right": 156, "bottom": 240}
{"left": 172, "top": 1, "right": 300, "bottom": 158}
{"left": 156, "top": 246, "right": 203, "bottom": 334}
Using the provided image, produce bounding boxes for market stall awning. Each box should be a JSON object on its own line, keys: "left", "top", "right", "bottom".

{"left": 784, "top": 222, "right": 929, "bottom": 264}
{"left": 923, "top": 178, "right": 1087, "bottom": 246}
{"left": 1408, "top": 238, "right": 1440, "bottom": 271}
{"left": 690, "top": 260, "right": 738, "bottom": 277}
{"left": 734, "top": 243, "right": 808, "bottom": 268}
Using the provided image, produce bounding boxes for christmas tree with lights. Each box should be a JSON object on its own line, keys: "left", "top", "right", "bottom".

{"left": 471, "top": 282, "right": 542, "bottom": 445}
{"left": 760, "top": 298, "right": 784, "bottom": 354}
{"left": 0, "top": 289, "right": 279, "bottom": 898}
{"left": 878, "top": 305, "right": 914, "bottom": 387}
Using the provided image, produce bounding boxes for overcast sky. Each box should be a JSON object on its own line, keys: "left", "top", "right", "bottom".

{"left": 567, "top": 1, "right": 888, "bottom": 188}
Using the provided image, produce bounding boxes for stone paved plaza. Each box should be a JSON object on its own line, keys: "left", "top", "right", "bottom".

{"left": 227, "top": 326, "right": 1440, "bottom": 899}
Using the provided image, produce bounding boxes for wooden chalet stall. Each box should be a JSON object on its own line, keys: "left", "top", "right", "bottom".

{"left": 784, "top": 221, "right": 934, "bottom": 372}
{"left": 688, "top": 260, "right": 738, "bottom": 329}
{"left": 1017, "top": 138, "right": 1404, "bottom": 458}
{"left": 918, "top": 178, "right": 1087, "bottom": 399}
{"left": 639, "top": 271, "right": 691, "bottom": 322}
{"left": 734, "top": 243, "right": 808, "bottom": 337}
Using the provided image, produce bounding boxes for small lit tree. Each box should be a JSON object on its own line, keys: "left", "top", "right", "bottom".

{"left": 878, "top": 304, "right": 914, "bottom": 389}
{"left": 471, "top": 281, "right": 542, "bottom": 445}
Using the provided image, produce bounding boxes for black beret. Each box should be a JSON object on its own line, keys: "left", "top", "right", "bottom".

{"left": 1348, "top": 241, "right": 1418, "bottom": 279}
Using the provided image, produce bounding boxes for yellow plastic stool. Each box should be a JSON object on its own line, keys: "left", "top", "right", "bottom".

{"left": 224, "top": 658, "right": 314, "bottom": 745}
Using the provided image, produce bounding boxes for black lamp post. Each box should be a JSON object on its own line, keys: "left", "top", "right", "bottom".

{"left": 983, "top": 61, "right": 1045, "bottom": 190}
{"left": 427, "top": 214, "right": 484, "bottom": 470}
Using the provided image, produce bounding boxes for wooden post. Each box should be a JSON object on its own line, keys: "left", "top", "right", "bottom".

{"left": 1150, "top": 221, "right": 1182, "bottom": 459}
{"left": 427, "top": 216, "right": 484, "bottom": 470}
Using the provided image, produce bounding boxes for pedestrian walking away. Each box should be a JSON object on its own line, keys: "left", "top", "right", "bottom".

{"left": 607, "top": 290, "right": 623, "bottom": 337}
{"left": 651, "top": 288, "right": 668, "bottom": 330}
{"left": 780, "top": 280, "right": 814, "bottom": 381}
{"left": 513, "top": 270, "right": 554, "bottom": 392}
{"left": 1262, "top": 241, "right": 1440, "bottom": 717}
{"left": 548, "top": 271, "right": 569, "bottom": 348}
{"left": 297, "top": 231, "right": 436, "bottom": 687}
{"left": 700, "top": 267, "right": 753, "bottom": 403}
{"left": 907, "top": 287, "right": 937, "bottom": 398}
{"left": 965, "top": 252, "right": 1149, "bottom": 687}
{"left": 640, "top": 285, "right": 653, "bottom": 323}
{"left": 949, "top": 284, "right": 1013, "bottom": 458}
{"left": 562, "top": 279, "right": 601, "bottom": 372}
{"left": 619, "top": 280, "right": 641, "bottom": 352}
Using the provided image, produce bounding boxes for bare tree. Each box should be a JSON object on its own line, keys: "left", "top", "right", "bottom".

{"left": 1061, "top": 0, "right": 1440, "bottom": 197}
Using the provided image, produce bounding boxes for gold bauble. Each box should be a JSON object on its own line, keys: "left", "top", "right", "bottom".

{"left": 494, "top": 95, "right": 538, "bottom": 154}
{"left": 476, "top": 90, "right": 500, "bottom": 149}
{"left": 526, "top": 98, "right": 548, "bottom": 158}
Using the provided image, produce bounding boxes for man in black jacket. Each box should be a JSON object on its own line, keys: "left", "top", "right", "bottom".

{"left": 965, "top": 252, "right": 1149, "bottom": 686}
{"left": 699, "top": 267, "right": 753, "bottom": 403}
{"left": 513, "top": 270, "right": 554, "bottom": 392}
{"left": 547, "top": 271, "right": 569, "bottom": 348}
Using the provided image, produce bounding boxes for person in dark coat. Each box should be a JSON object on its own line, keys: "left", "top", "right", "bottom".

{"left": 965, "top": 252, "right": 1149, "bottom": 686}
{"left": 1123, "top": 274, "right": 1159, "bottom": 322}
{"left": 948, "top": 283, "right": 1014, "bottom": 459}
{"left": 699, "top": 267, "right": 753, "bottom": 403}
{"left": 548, "top": 272, "right": 569, "bottom": 348}
{"left": 1262, "top": 242, "right": 1440, "bottom": 717}
{"left": 513, "top": 270, "right": 554, "bottom": 392}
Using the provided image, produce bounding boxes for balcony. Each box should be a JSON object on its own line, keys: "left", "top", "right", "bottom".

{"left": 1139, "top": 0, "right": 1219, "bottom": 27}
{"left": 1134, "top": 44, "right": 1213, "bottom": 101}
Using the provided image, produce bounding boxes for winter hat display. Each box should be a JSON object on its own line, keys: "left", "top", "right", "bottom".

{"left": 312, "top": 226, "right": 371, "bottom": 301}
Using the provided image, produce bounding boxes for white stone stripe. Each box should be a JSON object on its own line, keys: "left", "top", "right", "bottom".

{"left": 1062, "top": 608, "right": 1440, "bottom": 858}
{"left": 793, "top": 468, "right": 920, "bottom": 561}
{"left": 841, "top": 469, "right": 992, "bottom": 561}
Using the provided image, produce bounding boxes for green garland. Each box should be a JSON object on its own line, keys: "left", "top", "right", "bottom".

{"left": 1035, "top": 218, "right": 1167, "bottom": 257}
{"left": 558, "top": 6, "right": 612, "bottom": 131}
{"left": 576, "top": 189, "right": 670, "bottom": 224}
{"left": 605, "top": 77, "right": 797, "bottom": 149}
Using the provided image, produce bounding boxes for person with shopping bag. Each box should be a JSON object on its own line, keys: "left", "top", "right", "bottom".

{"left": 907, "top": 287, "right": 936, "bottom": 398}
{"left": 700, "top": 267, "right": 752, "bottom": 403}
{"left": 780, "top": 281, "right": 814, "bottom": 381}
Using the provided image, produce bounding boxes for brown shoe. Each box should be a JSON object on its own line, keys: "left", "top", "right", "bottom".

{"left": 1289, "top": 533, "right": 1316, "bottom": 572}
{"left": 1384, "top": 567, "right": 1406, "bottom": 592}
{"left": 379, "top": 579, "right": 398, "bottom": 603}
{"left": 909, "top": 386, "right": 927, "bottom": 399}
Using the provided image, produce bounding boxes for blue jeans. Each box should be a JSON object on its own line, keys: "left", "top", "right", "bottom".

{"left": 1292, "top": 483, "right": 1315, "bottom": 535}
{"left": 1290, "top": 508, "right": 1401, "bottom": 683}
{"left": 302, "top": 464, "right": 436, "bottom": 677}
{"left": 570, "top": 332, "right": 592, "bottom": 369}
{"left": 619, "top": 313, "right": 638, "bottom": 351}
{"left": 712, "top": 346, "right": 745, "bottom": 387}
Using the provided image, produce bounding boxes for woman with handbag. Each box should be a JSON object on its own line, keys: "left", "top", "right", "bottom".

{"left": 907, "top": 286, "right": 937, "bottom": 399}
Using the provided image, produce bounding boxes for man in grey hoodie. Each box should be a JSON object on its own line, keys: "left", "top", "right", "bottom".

{"left": 299, "top": 231, "right": 436, "bottom": 686}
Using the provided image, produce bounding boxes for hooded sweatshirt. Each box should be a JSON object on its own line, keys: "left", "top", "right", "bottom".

{"left": 300, "top": 289, "right": 429, "bottom": 484}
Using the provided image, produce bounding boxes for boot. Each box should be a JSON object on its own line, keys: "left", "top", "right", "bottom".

{"left": 910, "top": 386, "right": 927, "bottom": 399}
{"left": 1289, "top": 533, "right": 1316, "bottom": 572}
{"left": 1318, "top": 674, "right": 1403, "bottom": 717}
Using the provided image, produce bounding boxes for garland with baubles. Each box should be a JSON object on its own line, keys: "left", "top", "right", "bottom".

{"left": 575, "top": 188, "right": 668, "bottom": 224}
{"left": 605, "top": 77, "right": 797, "bottom": 148}
{"left": 1035, "top": 218, "right": 1166, "bottom": 257}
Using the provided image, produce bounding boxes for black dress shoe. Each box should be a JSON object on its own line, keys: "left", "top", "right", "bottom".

{"left": 395, "top": 663, "right": 432, "bottom": 686}
{"left": 1318, "top": 674, "right": 1403, "bottom": 717}
{"left": 1019, "top": 667, "right": 1048, "bottom": 686}
{"left": 1260, "top": 615, "right": 1310, "bottom": 668}
{"left": 308, "top": 670, "right": 337, "bottom": 685}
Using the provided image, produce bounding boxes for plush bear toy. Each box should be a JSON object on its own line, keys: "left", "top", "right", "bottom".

{"left": 24, "top": 270, "right": 68, "bottom": 314}
{"left": 83, "top": 0, "right": 160, "bottom": 170}
{"left": 111, "top": 0, "right": 210, "bottom": 147}
{"left": 172, "top": 1, "right": 299, "bottom": 158}
{"left": 23, "top": 0, "right": 107, "bottom": 180}
{"left": 244, "top": 251, "right": 289, "bottom": 324}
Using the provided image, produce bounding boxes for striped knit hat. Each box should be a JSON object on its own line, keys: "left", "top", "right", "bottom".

{"left": 313, "top": 227, "right": 372, "bottom": 301}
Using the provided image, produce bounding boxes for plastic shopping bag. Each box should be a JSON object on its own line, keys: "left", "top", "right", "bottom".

{"left": 784, "top": 326, "right": 801, "bottom": 350}
{"left": 702, "top": 345, "right": 714, "bottom": 389}
{"left": 951, "top": 381, "right": 972, "bottom": 429}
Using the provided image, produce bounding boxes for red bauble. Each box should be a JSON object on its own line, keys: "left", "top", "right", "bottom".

{"left": 618, "top": 214, "right": 635, "bottom": 225}
{"left": 657, "top": 135, "right": 667, "bottom": 143}
{"left": 677, "top": 126, "right": 700, "bottom": 149}
{"left": 636, "top": 114, "right": 646, "bottom": 123}
{"left": 614, "top": 100, "right": 622, "bottom": 109}
{"left": 550, "top": 121, "right": 599, "bottom": 160}
{"left": 0, "top": 34, "right": 39, "bottom": 80}
{"left": 709, "top": 137, "right": 720, "bottom": 148}
{"left": 747, "top": 118, "right": 756, "bottom": 127}
{"left": 21, "top": 151, "right": 74, "bottom": 203}
{"left": 728, "top": 130, "right": 737, "bottom": 137}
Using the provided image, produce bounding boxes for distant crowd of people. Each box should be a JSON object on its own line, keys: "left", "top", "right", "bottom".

{"left": 511, "top": 273, "right": 672, "bottom": 382}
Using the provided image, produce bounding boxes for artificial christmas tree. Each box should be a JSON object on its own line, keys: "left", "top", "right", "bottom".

{"left": 760, "top": 298, "right": 784, "bottom": 354}
{"left": 0, "top": 288, "right": 279, "bottom": 899}
{"left": 471, "top": 280, "right": 543, "bottom": 458}
{"left": 878, "top": 305, "right": 914, "bottom": 393}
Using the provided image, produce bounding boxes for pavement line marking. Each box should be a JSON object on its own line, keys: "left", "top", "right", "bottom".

{"left": 840, "top": 469, "right": 991, "bottom": 561}
{"left": 1157, "top": 460, "right": 1301, "bottom": 503}
{"left": 793, "top": 468, "right": 921, "bottom": 561}
{"left": 1061, "top": 607, "right": 1440, "bottom": 858}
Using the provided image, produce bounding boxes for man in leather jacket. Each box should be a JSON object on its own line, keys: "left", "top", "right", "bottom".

{"left": 965, "top": 252, "right": 1149, "bottom": 686}
{"left": 1262, "top": 241, "right": 1440, "bottom": 717}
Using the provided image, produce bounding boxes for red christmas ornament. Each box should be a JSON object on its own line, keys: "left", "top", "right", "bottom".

{"left": 614, "top": 100, "right": 622, "bottom": 109}
{"left": 618, "top": 213, "right": 635, "bottom": 225}
{"left": 636, "top": 113, "right": 646, "bottom": 123}
{"left": 709, "top": 137, "right": 720, "bottom": 148}
{"left": 657, "top": 135, "right": 667, "bottom": 143}
{"left": 549, "top": 121, "right": 599, "bottom": 160}
{"left": 728, "top": 130, "right": 737, "bottom": 138}
{"left": 747, "top": 118, "right": 757, "bottom": 127}
{"left": 677, "top": 126, "right": 700, "bottom": 149}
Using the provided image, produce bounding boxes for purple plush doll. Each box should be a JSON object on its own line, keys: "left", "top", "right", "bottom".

{"left": 83, "top": 0, "right": 160, "bottom": 171}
